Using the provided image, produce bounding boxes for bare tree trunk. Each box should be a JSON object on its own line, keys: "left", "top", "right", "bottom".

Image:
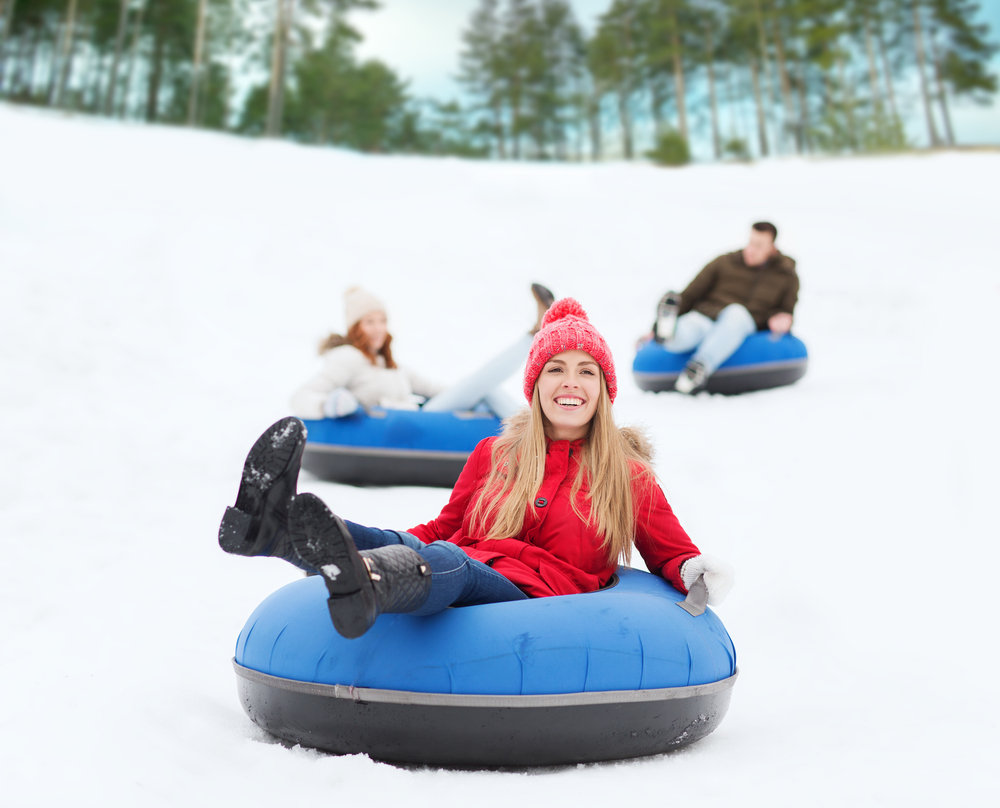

{"left": 492, "top": 98, "right": 506, "bottom": 158}
{"left": 588, "top": 90, "right": 602, "bottom": 161}
{"left": 669, "top": 11, "right": 687, "bottom": 142}
{"left": 0, "top": 0, "right": 18, "bottom": 91}
{"left": 769, "top": 11, "right": 797, "bottom": 151}
{"left": 510, "top": 71, "right": 523, "bottom": 159}
{"left": 875, "top": 3, "right": 900, "bottom": 127}
{"left": 726, "top": 67, "right": 738, "bottom": 143}
{"left": 751, "top": 0, "right": 777, "bottom": 150}
{"left": 84, "top": 36, "right": 102, "bottom": 109}
{"left": 649, "top": 78, "right": 666, "bottom": 139}
{"left": 278, "top": 0, "right": 295, "bottom": 133}
{"left": 573, "top": 101, "right": 582, "bottom": 161}
{"left": 911, "top": 0, "right": 941, "bottom": 146}
{"left": 837, "top": 54, "right": 857, "bottom": 149}
{"left": 146, "top": 27, "right": 165, "bottom": 122}
{"left": 927, "top": 23, "right": 955, "bottom": 145}
{"left": 21, "top": 23, "right": 38, "bottom": 96}
{"left": 798, "top": 62, "right": 811, "bottom": 152}
{"left": 705, "top": 21, "right": 720, "bottom": 159}
{"left": 188, "top": 0, "right": 208, "bottom": 125}
{"left": 47, "top": 24, "right": 61, "bottom": 102}
{"left": 266, "top": 0, "right": 295, "bottom": 137}
{"left": 119, "top": 0, "right": 146, "bottom": 118}
{"left": 265, "top": 0, "right": 285, "bottom": 136}
{"left": 862, "top": 10, "right": 883, "bottom": 117}
{"left": 8, "top": 22, "right": 26, "bottom": 95}
{"left": 104, "top": 0, "right": 130, "bottom": 114}
{"left": 54, "top": 0, "right": 79, "bottom": 107}
{"left": 0, "top": 0, "right": 9, "bottom": 44}
{"left": 750, "top": 59, "right": 769, "bottom": 157}
{"left": 617, "top": 87, "right": 633, "bottom": 158}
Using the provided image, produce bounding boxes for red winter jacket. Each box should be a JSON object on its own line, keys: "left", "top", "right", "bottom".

{"left": 408, "top": 437, "right": 701, "bottom": 598}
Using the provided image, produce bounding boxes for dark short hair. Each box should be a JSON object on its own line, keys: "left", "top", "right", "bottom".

{"left": 752, "top": 221, "right": 778, "bottom": 241}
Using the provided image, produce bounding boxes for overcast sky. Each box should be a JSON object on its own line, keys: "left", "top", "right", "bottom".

{"left": 352, "top": 0, "right": 1000, "bottom": 146}
{"left": 352, "top": 0, "right": 610, "bottom": 100}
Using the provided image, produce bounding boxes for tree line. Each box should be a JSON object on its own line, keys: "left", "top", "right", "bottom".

{"left": 0, "top": 0, "right": 995, "bottom": 160}
{"left": 459, "top": 0, "right": 998, "bottom": 160}
{"left": 0, "top": 0, "right": 481, "bottom": 153}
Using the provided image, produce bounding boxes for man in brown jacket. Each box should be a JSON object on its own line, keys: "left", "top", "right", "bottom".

{"left": 653, "top": 222, "right": 799, "bottom": 394}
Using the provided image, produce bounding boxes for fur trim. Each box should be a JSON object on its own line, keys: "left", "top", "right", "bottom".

{"left": 318, "top": 333, "right": 351, "bottom": 354}
{"left": 620, "top": 425, "right": 654, "bottom": 463}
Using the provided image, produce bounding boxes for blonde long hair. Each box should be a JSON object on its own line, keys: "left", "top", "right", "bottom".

{"left": 469, "top": 373, "right": 655, "bottom": 565}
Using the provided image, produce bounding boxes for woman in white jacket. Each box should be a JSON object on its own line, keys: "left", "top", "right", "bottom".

{"left": 290, "top": 285, "right": 554, "bottom": 421}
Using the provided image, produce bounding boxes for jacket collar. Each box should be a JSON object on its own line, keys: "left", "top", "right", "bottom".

{"left": 739, "top": 248, "right": 791, "bottom": 273}
{"left": 545, "top": 436, "right": 586, "bottom": 453}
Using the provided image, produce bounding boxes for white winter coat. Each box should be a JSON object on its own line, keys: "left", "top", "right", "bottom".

{"left": 290, "top": 345, "right": 447, "bottom": 419}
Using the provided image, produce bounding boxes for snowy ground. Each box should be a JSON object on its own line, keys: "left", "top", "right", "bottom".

{"left": 2, "top": 103, "right": 998, "bottom": 806}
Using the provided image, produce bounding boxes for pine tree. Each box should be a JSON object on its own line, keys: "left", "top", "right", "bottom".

{"left": 459, "top": 0, "right": 509, "bottom": 157}
{"left": 102, "top": 0, "right": 130, "bottom": 113}
{"left": 928, "top": 0, "right": 997, "bottom": 144}
{"left": 910, "top": 0, "right": 942, "bottom": 145}
{"left": 590, "top": 0, "right": 644, "bottom": 158}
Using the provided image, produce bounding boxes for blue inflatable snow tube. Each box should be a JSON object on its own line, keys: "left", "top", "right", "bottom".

{"left": 299, "top": 408, "right": 502, "bottom": 487}
{"left": 232, "top": 568, "right": 738, "bottom": 765}
{"left": 633, "top": 331, "right": 808, "bottom": 394}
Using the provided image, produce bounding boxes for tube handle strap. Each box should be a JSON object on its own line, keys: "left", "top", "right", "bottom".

{"left": 677, "top": 574, "right": 708, "bottom": 617}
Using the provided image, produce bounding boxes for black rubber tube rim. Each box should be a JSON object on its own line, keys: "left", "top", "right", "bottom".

{"left": 233, "top": 659, "right": 738, "bottom": 707}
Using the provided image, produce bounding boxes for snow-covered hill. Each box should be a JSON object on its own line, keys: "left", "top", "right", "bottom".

{"left": 2, "top": 103, "right": 997, "bottom": 806}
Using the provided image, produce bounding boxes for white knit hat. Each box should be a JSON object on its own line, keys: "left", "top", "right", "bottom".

{"left": 344, "top": 287, "right": 386, "bottom": 330}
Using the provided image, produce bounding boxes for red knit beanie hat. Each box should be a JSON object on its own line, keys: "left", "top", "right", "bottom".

{"left": 523, "top": 298, "right": 617, "bottom": 403}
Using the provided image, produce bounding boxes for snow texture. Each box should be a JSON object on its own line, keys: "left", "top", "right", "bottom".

{"left": 1, "top": 103, "right": 998, "bottom": 806}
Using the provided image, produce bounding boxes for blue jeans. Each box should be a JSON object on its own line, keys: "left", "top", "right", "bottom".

{"left": 663, "top": 304, "right": 757, "bottom": 374}
{"left": 344, "top": 521, "right": 529, "bottom": 616}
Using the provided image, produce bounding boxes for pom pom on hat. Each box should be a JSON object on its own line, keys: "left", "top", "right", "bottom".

{"left": 344, "top": 287, "right": 386, "bottom": 330}
{"left": 539, "top": 298, "right": 587, "bottom": 330}
{"left": 523, "top": 298, "right": 617, "bottom": 403}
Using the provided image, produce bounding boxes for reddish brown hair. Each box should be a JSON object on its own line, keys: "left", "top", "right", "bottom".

{"left": 318, "top": 322, "right": 397, "bottom": 368}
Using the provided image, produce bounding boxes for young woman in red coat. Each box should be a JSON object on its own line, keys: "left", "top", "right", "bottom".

{"left": 220, "top": 299, "right": 733, "bottom": 639}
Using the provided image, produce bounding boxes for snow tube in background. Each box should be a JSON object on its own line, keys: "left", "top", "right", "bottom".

{"left": 633, "top": 331, "right": 809, "bottom": 394}
{"left": 232, "top": 568, "right": 738, "bottom": 767}
{"left": 299, "top": 409, "right": 502, "bottom": 487}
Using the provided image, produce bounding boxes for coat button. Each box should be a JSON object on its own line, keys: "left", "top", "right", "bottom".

{"left": 535, "top": 497, "right": 548, "bottom": 507}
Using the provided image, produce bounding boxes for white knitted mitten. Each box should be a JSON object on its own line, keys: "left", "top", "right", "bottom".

{"left": 322, "top": 387, "right": 360, "bottom": 419}
{"left": 680, "top": 554, "right": 735, "bottom": 606}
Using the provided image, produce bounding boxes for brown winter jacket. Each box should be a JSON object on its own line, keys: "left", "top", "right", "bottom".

{"left": 678, "top": 250, "right": 799, "bottom": 330}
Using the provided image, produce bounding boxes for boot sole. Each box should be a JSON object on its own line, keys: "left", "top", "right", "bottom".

{"left": 288, "top": 494, "right": 377, "bottom": 640}
{"left": 219, "top": 417, "right": 306, "bottom": 556}
{"left": 531, "top": 283, "right": 555, "bottom": 309}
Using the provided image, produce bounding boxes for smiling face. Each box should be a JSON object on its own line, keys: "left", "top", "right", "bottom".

{"left": 536, "top": 350, "right": 602, "bottom": 441}
{"left": 357, "top": 311, "right": 388, "bottom": 353}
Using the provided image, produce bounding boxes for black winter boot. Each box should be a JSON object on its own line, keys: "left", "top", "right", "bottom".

{"left": 289, "top": 493, "right": 432, "bottom": 639}
{"left": 530, "top": 283, "right": 556, "bottom": 335}
{"left": 218, "top": 417, "right": 313, "bottom": 571}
